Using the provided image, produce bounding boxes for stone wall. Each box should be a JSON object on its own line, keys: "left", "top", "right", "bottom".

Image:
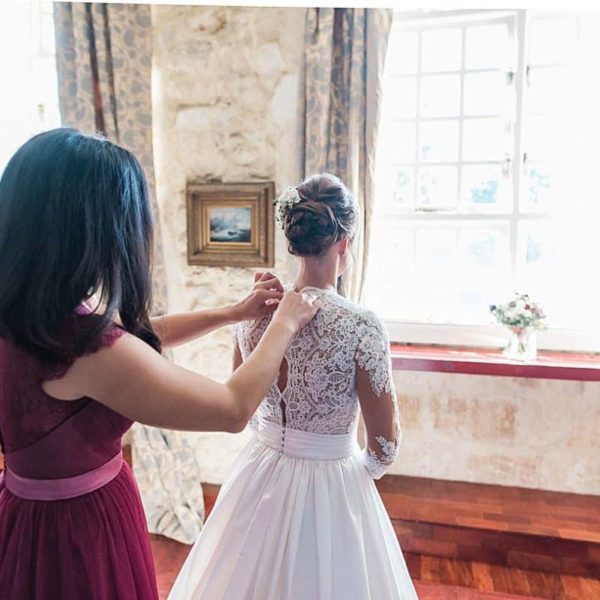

{"left": 151, "top": 6, "right": 600, "bottom": 495}
{"left": 392, "top": 372, "right": 600, "bottom": 495}
{"left": 151, "top": 5, "right": 306, "bottom": 481}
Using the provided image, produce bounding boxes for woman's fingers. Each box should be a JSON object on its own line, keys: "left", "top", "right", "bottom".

{"left": 254, "top": 270, "right": 275, "bottom": 283}
{"left": 253, "top": 271, "right": 284, "bottom": 293}
{"left": 272, "top": 291, "right": 321, "bottom": 331}
{"left": 254, "top": 289, "right": 283, "bottom": 303}
{"left": 254, "top": 279, "right": 284, "bottom": 293}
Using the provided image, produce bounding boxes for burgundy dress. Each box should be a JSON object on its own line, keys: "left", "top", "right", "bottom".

{"left": 0, "top": 317, "right": 158, "bottom": 599}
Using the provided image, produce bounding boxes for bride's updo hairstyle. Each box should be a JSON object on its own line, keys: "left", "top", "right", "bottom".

{"left": 283, "top": 173, "right": 358, "bottom": 257}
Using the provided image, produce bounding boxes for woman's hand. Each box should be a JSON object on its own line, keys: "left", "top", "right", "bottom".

{"left": 271, "top": 290, "right": 321, "bottom": 334}
{"left": 232, "top": 271, "right": 284, "bottom": 322}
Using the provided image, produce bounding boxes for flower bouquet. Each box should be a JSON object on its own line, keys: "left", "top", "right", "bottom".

{"left": 490, "top": 293, "right": 546, "bottom": 361}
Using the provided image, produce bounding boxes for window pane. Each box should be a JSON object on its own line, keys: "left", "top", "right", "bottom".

{"left": 462, "top": 118, "right": 508, "bottom": 162}
{"left": 379, "top": 122, "right": 416, "bottom": 164}
{"left": 463, "top": 72, "right": 510, "bottom": 116}
{"left": 368, "top": 220, "right": 513, "bottom": 325}
{"left": 0, "top": 3, "right": 59, "bottom": 173}
{"left": 530, "top": 17, "right": 578, "bottom": 66}
{"left": 420, "top": 74, "right": 460, "bottom": 117}
{"left": 417, "top": 166, "right": 458, "bottom": 209}
{"left": 527, "top": 66, "right": 574, "bottom": 116}
{"left": 523, "top": 160, "right": 552, "bottom": 210}
{"left": 456, "top": 225, "right": 511, "bottom": 316}
{"left": 378, "top": 165, "right": 415, "bottom": 209}
{"left": 414, "top": 228, "right": 460, "bottom": 312}
{"left": 459, "top": 226, "right": 509, "bottom": 270}
{"left": 382, "top": 76, "right": 417, "bottom": 119}
{"left": 369, "top": 227, "right": 413, "bottom": 275}
{"left": 525, "top": 115, "right": 555, "bottom": 162}
{"left": 580, "top": 15, "right": 600, "bottom": 67}
{"left": 386, "top": 31, "right": 419, "bottom": 75}
{"left": 416, "top": 228, "right": 457, "bottom": 270}
{"left": 421, "top": 28, "right": 462, "bottom": 72}
{"left": 516, "top": 220, "right": 600, "bottom": 331}
{"left": 461, "top": 164, "right": 507, "bottom": 212}
{"left": 419, "top": 120, "right": 459, "bottom": 162}
{"left": 465, "top": 23, "right": 511, "bottom": 70}
{"left": 365, "top": 225, "right": 415, "bottom": 317}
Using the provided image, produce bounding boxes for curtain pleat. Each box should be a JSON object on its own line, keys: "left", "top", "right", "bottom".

{"left": 52, "top": 1, "right": 204, "bottom": 544}
{"left": 303, "top": 8, "right": 392, "bottom": 302}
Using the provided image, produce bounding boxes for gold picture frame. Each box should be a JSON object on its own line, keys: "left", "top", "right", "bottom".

{"left": 186, "top": 181, "right": 275, "bottom": 268}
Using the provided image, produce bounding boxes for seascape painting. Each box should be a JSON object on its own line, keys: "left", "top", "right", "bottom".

{"left": 209, "top": 206, "right": 252, "bottom": 243}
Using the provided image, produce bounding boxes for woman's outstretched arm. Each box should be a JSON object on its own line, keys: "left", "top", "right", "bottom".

{"left": 151, "top": 272, "right": 283, "bottom": 348}
{"left": 43, "top": 292, "right": 317, "bottom": 433}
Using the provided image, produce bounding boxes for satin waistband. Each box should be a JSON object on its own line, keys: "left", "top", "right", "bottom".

{"left": 254, "top": 421, "right": 359, "bottom": 460}
{"left": 2, "top": 452, "right": 123, "bottom": 501}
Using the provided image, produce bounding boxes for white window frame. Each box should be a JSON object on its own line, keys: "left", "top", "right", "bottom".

{"left": 377, "top": 9, "right": 600, "bottom": 353}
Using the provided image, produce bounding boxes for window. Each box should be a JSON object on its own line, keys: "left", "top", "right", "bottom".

{"left": 367, "top": 10, "right": 600, "bottom": 351}
{"left": 0, "top": 2, "right": 59, "bottom": 174}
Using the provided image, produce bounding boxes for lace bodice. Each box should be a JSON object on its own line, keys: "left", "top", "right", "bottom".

{"left": 233, "top": 287, "right": 400, "bottom": 478}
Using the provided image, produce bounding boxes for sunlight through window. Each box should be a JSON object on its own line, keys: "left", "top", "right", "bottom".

{"left": 0, "top": 2, "right": 59, "bottom": 174}
{"left": 367, "top": 10, "right": 600, "bottom": 351}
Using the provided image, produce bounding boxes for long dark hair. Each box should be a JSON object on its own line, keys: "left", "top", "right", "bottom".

{"left": 0, "top": 127, "right": 161, "bottom": 361}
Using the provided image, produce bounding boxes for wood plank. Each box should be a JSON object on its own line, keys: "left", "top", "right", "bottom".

{"left": 505, "top": 568, "right": 532, "bottom": 597}
{"left": 471, "top": 562, "right": 496, "bottom": 593}
{"left": 420, "top": 555, "right": 444, "bottom": 583}
{"left": 578, "top": 576, "right": 600, "bottom": 599}
{"left": 375, "top": 475, "right": 600, "bottom": 543}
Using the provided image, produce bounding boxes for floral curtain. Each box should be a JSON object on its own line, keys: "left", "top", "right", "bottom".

{"left": 53, "top": 2, "right": 204, "bottom": 544}
{"left": 303, "top": 8, "right": 392, "bottom": 302}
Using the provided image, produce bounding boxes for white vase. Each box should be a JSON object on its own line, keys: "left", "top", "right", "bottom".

{"left": 504, "top": 326, "right": 537, "bottom": 361}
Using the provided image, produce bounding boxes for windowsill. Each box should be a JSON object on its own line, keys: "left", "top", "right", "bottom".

{"left": 390, "top": 343, "right": 600, "bottom": 381}
{"left": 383, "top": 321, "right": 600, "bottom": 354}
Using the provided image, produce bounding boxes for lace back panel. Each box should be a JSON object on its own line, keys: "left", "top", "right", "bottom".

{"left": 234, "top": 287, "right": 400, "bottom": 478}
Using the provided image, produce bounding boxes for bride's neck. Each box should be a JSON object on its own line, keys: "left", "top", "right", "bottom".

{"left": 293, "top": 254, "right": 338, "bottom": 292}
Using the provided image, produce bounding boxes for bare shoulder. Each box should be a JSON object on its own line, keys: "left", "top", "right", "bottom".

{"left": 42, "top": 331, "right": 161, "bottom": 401}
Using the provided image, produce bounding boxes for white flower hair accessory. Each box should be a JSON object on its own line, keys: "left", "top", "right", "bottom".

{"left": 274, "top": 186, "right": 302, "bottom": 229}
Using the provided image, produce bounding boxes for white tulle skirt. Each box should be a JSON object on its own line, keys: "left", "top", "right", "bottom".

{"left": 168, "top": 421, "right": 418, "bottom": 600}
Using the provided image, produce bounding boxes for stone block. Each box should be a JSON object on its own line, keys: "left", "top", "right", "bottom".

{"left": 271, "top": 73, "right": 299, "bottom": 125}
{"left": 253, "top": 42, "right": 286, "bottom": 83}
{"left": 185, "top": 7, "right": 227, "bottom": 35}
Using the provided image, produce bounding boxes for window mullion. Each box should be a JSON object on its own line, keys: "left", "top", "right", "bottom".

{"left": 510, "top": 10, "right": 528, "bottom": 283}
{"left": 457, "top": 25, "right": 466, "bottom": 211}
{"left": 413, "top": 32, "right": 422, "bottom": 209}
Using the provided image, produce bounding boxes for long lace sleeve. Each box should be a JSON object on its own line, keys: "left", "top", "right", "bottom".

{"left": 355, "top": 312, "right": 400, "bottom": 479}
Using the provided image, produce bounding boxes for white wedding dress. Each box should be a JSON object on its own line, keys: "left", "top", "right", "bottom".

{"left": 169, "top": 287, "right": 418, "bottom": 600}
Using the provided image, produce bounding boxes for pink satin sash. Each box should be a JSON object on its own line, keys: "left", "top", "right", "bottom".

{"left": 1, "top": 452, "right": 123, "bottom": 501}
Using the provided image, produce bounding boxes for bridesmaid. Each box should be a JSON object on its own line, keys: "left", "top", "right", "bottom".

{"left": 0, "top": 128, "right": 318, "bottom": 599}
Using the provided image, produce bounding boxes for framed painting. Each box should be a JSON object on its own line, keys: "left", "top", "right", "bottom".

{"left": 186, "top": 181, "right": 275, "bottom": 267}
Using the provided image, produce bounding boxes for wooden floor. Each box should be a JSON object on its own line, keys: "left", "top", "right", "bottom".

{"left": 405, "top": 553, "right": 600, "bottom": 599}
{"left": 376, "top": 476, "right": 600, "bottom": 577}
{"left": 151, "top": 535, "right": 600, "bottom": 599}
{"left": 376, "top": 476, "right": 600, "bottom": 543}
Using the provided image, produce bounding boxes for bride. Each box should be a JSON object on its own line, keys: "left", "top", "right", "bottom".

{"left": 169, "top": 173, "right": 418, "bottom": 599}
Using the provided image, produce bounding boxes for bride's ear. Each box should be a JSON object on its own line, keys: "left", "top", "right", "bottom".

{"left": 338, "top": 238, "right": 349, "bottom": 256}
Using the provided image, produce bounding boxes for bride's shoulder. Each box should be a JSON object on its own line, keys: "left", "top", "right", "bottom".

{"left": 315, "top": 292, "right": 387, "bottom": 333}
{"left": 355, "top": 305, "right": 386, "bottom": 330}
